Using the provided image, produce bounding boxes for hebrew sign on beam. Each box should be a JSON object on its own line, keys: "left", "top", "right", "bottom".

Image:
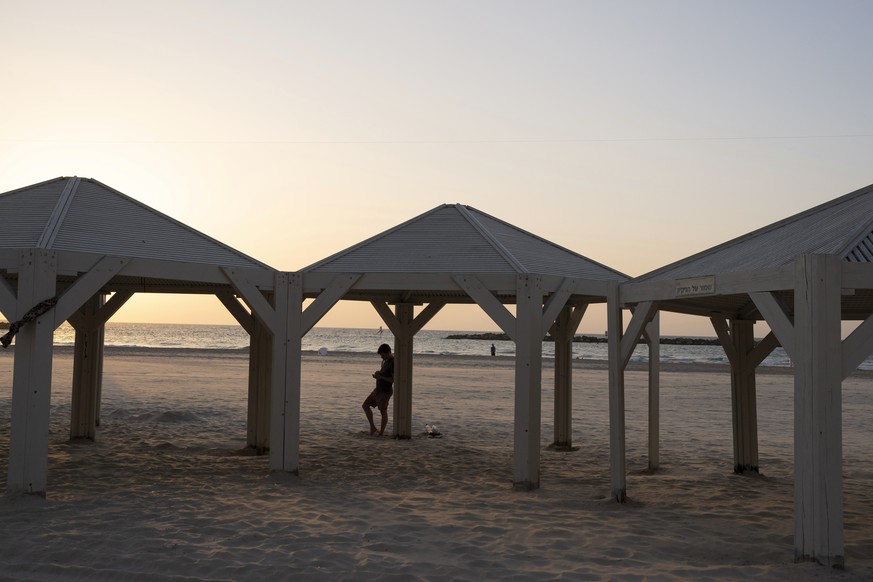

{"left": 675, "top": 276, "right": 716, "bottom": 297}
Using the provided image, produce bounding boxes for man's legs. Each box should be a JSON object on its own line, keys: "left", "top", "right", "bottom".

{"left": 363, "top": 394, "right": 378, "bottom": 435}
{"left": 378, "top": 406, "right": 388, "bottom": 436}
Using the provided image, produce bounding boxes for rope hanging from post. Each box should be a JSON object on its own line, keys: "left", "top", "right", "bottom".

{"left": 1, "top": 297, "right": 58, "bottom": 348}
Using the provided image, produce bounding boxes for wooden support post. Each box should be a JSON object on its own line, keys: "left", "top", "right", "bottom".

{"left": 393, "top": 303, "right": 414, "bottom": 439}
{"left": 273, "top": 272, "right": 296, "bottom": 473}
{"left": 644, "top": 312, "right": 660, "bottom": 472}
{"left": 550, "top": 304, "right": 586, "bottom": 450}
{"left": 552, "top": 306, "right": 573, "bottom": 450}
{"left": 607, "top": 281, "right": 626, "bottom": 502}
{"left": 8, "top": 249, "right": 58, "bottom": 496}
{"left": 730, "top": 319, "right": 759, "bottom": 473}
{"left": 247, "top": 316, "right": 272, "bottom": 452}
{"left": 793, "top": 254, "right": 843, "bottom": 567}
{"left": 70, "top": 294, "right": 104, "bottom": 440}
{"left": 94, "top": 323, "right": 105, "bottom": 427}
{"left": 513, "top": 275, "right": 543, "bottom": 490}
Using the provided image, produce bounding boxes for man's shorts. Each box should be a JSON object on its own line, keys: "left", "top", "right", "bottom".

{"left": 364, "top": 389, "right": 391, "bottom": 412}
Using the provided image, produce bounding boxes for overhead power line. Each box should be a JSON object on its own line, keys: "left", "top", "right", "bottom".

{"left": 3, "top": 134, "right": 873, "bottom": 145}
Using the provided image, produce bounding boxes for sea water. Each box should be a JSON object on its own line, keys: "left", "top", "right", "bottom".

{"left": 41, "top": 322, "right": 828, "bottom": 369}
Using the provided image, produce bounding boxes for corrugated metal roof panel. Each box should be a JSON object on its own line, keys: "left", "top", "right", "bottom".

{"left": 305, "top": 204, "right": 628, "bottom": 282}
{"left": 51, "top": 179, "right": 269, "bottom": 269}
{"left": 465, "top": 207, "right": 628, "bottom": 281}
{"left": 638, "top": 183, "right": 873, "bottom": 281}
{"left": 307, "top": 205, "right": 519, "bottom": 273}
{"left": 0, "top": 177, "right": 274, "bottom": 272}
{"left": 0, "top": 178, "right": 66, "bottom": 249}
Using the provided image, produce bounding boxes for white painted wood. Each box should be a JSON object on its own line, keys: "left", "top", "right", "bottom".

{"left": 750, "top": 291, "right": 796, "bottom": 360}
{"left": 371, "top": 301, "right": 401, "bottom": 336}
{"left": 793, "top": 254, "right": 844, "bottom": 567}
{"left": 99, "top": 291, "right": 134, "bottom": 322}
{"left": 393, "top": 303, "right": 415, "bottom": 439}
{"left": 53, "top": 257, "right": 131, "bottom": 328}
{"left": 710, "top": 317, "right": 739, "bottom": 368}
{"left": 453, "top": 275, "right": 517, "bottom": 340}
{"left": 548, "top": 302, "right": 588, "bottom": 449}
{"left": 305, "top": 271, "right": 612, "bottom": 298}
{"left": 247, "top": 316, "right": 271, "bottom": 451}
{"left": 541, "top": 278, "right": 576, "bottom": 337}
{"left": 36, "top": 178, "right": 79, "bottom": 249}
{"left": 620, "top": 301, "right": 658, "bottom": 369}
{"left": 606, "top": 281, "right": 626, "bottom": 502}
{"left": 729, "top": 319, "right": 759, "bottom": 473}
{"left": 551, "top": 305, "right": 574, "bottom": 449}
{"left": 70, "top": 294, "right": 103, "bottom": 440}
{"left": 216, "top": 290, "right": 254, "bottom": 335}
{"left": 0, "top": 275, "right": 16, "bottom": 319}
{"left": 304, "top": 271, "right": 465, "bottom": 293}
{"left": 66, "top": 290, "right": 132, "bottom": 429}
{"left": 622, "top": 265, "right": 795, "bottom": 303}
{"left": 222, "top": 267, "right": 279, "bottom": 335}
{"left": 749, "top": 331, "right": 779, "bottom": 369}
{"left": 127, "top": 257, "right": 273, "bottom": 286}
{"left": 7, "top": 249, "right": 57, "bottom": 495}
{"left": 513, "top": 275, "right": 543, "bottom": 489}
{"left": 840, "top": 262, "right": 873, "bottom": 289}
{"left": 564, "top": 277, "right": 611, "bottom": 298}
{"left": 302, "top": 274, "right": 361, "bottom": 333}
{"left": 410, "top": 301, "right": 445, "bottom": 334}
{"left": 272, "top": 272, "right": 298, "bottom": 473}
{"left": 841, "top": 310, "right": 873, "bottom": 379}
{"left": 363, "top": 272, "right": 517, "bottom": 293}
{"left": 645, "top": 312, "right": 660, "bottom": 472}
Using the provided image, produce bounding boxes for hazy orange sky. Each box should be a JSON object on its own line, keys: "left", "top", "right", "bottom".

{"left": 2, "top": 1, "right": 872, "bottom": 336}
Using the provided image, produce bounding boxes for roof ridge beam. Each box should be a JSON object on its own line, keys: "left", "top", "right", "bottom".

{"left": 455, "top": 205, "right": 527, "bottom": 274}
{"left": 37, "top": 177, "right": 81, "bottom": 249}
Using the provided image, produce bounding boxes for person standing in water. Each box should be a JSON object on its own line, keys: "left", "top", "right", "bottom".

{"left": 362, "top": 343, "right": 394, "bottom": 436}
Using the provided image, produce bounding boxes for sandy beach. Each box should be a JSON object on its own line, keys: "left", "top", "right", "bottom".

{"left": 1, "top": 349, "right": 871, "bottom": 581}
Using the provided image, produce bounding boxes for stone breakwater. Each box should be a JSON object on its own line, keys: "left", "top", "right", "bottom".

{"left": 445, "top": 332, "right": 721, "bottom": 345}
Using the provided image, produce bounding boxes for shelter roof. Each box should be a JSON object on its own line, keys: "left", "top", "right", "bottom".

{"left": 637, "top": 182, "right": 873, "bottom": 283}
{"left": 0, "top": 177, "right": 272, "bottom": 270}
{"left": 305, "top": 203, "right": 626, "bottom": 281}
{"left": 624, "top": 182, "right": 873, "bottom": 320}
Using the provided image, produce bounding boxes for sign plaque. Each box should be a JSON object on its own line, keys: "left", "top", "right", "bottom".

{"left": 675, "top": 276, "right": 716, "bottom": 297}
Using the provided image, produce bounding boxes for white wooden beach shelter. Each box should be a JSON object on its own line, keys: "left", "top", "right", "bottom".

{"left": 609, "top": 182, "right": 873, "bottom": 567}
{"left": 0, "top": 177, "right": 285, "bottom": 496}
{"left": 277, "top": 204, "right": 628, "bottom": 489}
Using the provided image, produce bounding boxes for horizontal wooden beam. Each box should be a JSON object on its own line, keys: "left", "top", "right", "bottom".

{"left": 621, "top": 265, "right": 795, "bottom": 304}
{"left": 841, "top": 262, "right": 873, "bottom": 290}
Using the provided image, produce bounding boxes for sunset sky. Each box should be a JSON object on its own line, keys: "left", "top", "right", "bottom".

{"left": 2, "top": 1, "right": 873, "bottom": 336}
